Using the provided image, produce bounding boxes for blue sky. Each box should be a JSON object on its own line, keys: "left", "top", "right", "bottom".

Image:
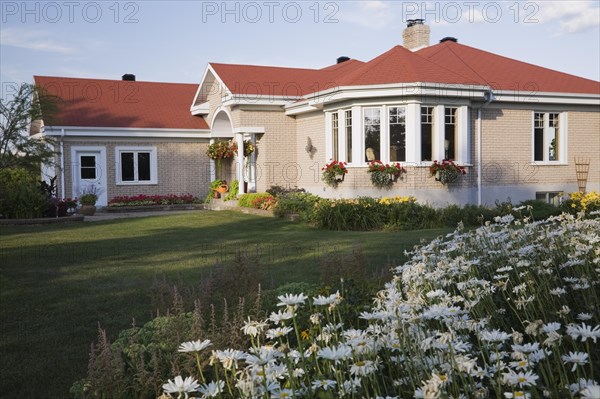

{"left": 1, "top": 0, "right": 599, "bottom": 92}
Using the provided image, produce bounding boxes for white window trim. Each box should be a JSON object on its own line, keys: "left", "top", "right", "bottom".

{"left": 329, "top": 103, "right": 470, "bottom": 167}
{"left": 387, "top": 105, "right": 408, "bottom": 163}
{"left": 531, "top": 111, "right": 568, "bottom": 165}
{"left": 363, "top": 106, "right": 382, "bottom": 165}
{"left": 115, "top": 146, "right": 158, "bottom": 185}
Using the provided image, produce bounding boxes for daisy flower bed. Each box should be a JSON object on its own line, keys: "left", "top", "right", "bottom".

{"left": 163, "top": 212, "right": 599, "bottom": 399}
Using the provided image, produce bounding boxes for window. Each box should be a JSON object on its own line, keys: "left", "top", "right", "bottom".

{"left": 389, "top": 107, "right": 406, "bottom": 162}
{"left": 534, "top": 112, "right": 561, "bottom": 162}
{"left": 116, "top": 147, "right": 157, "bottom": 184}
{"left": 444, "top": 107, "right": 457, "bottom": 160}
{"left": 345, "top": 110, "right": 352, "bottom": 163}
{"left": 332, "top": 113, "right": 339, "bottom": 160}
{"left": 536, "top": 191, "right": 562, "bottom": 206}
{"left": 421, "top": 106, "right": 434, "bottom": 161}
{"left": 80, "top": 156, "right": 96, "bottom": 179}
{"left": 364, "top": 108, "right": 381, "bottom": 162}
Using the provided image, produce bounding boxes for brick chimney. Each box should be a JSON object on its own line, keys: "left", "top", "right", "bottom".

{"left": 403, "top": 19, "right": 430, "bottom": 51}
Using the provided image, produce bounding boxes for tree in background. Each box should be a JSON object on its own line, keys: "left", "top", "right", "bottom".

{"left": 0, "top": 83, "right": 59, "bottom": 172}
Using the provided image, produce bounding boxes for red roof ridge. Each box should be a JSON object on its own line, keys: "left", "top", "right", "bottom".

{"left": 34, "top": 75, "right": 198, "bottom": 86}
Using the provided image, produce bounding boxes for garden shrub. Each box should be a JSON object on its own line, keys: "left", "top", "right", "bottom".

{"left": 237, "top": 193, "right": 270, "bottom": 208}
{"left": 314, "top": 197, "right": 386, "bottom": 231}
{"left": 519, "top": 199, "right": 562, "bottom": 220}
{"left": 384, "top": 201, "right": 440, "bottom": 230}
{"left": 266, "top": 185, "right": 305, "bottom": 197}
{"left": 273, "top": 192, "right": 320, "bottom": 222}
{"left": 563, "top": 191, "right": 600, "bottom": 215}
{"left": 0, "top": 167, "right": 47, "bottom": 219}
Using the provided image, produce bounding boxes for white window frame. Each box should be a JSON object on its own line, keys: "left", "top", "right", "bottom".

{"left": 388, "top": 105, "right": 407, "bottom": 163}
{"left": 326, "top": 103, "right": 469, "bottom": 167}
{"left": 363, "top": 107, "right": 382, "bottom": 164}
{"left": 531, "top": 111, "right": 568, "bottom": 165}
{"left": 115, "top": 146, "right": 158, "bottom": 185}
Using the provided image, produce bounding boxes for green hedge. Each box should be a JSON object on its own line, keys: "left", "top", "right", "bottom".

{"left": 270, "top": 192, "right": 566, "bottom": 231}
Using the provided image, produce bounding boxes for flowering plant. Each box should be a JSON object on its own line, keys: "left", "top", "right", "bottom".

{"left": 108, "top": 194, "right": 198, "bottom": 207}
{"left": 321, "top": 160, "right": 348, "bottom": 186}
{"left": 429, "top": 160, "right": 466, "bottom": 184}
{"left": 164, "top": 212, "right": 600, "bottom": 399}
{"left": 79, "top": 186, "right": 99, "bottom": 205}
{"left": 206, "top": 140, "right": 235, "bottom": 160}
{"left": 367, "top": 160, "right": 406, "bottom": 187}
{"left": 229, "top": 140, "right": 255, "bottom": 158}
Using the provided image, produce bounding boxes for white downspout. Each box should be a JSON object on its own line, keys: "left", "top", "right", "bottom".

{"left": 60, "top": 128, "right": 65, "bottom": 199}
{"left": 477, "top": 90, "right": 495, "bottom": 206}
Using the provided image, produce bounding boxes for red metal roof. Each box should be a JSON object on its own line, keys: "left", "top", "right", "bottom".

{"left": 34, "top": 76, "right": 209, "bottom": 129}
{"left": 416, "top": 41, "right": 600, "bottom": 95}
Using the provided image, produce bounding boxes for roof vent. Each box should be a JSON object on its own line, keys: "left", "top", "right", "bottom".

{"left": 440, "top": 37, "right": 458, "bottom": 43}
{"left": 406, "top": 19, "right": 424, "bottom": 27}
{"left": 337, "top": 56, "right": 350, "bottom": 64}
{"left": 122, "top": 74, "right": 136, "bottom": 81}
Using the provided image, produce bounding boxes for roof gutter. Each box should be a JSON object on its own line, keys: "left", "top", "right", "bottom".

{"left": 477, "top": 90, "right": 496, "bottom": 206}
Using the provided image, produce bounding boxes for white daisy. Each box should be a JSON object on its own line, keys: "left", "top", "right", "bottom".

{"left": 178, "top": 339, "right": 212, "bottom": 353}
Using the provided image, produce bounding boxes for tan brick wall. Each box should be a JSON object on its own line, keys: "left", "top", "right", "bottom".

{"left": 62, "top": 139, "right": 211, "bottom": 202}
{"left": 237, "top": 109, "right": 297, "bottom": 191}
{"left": 473, "top": 108, "right": 600, "bottom": 189}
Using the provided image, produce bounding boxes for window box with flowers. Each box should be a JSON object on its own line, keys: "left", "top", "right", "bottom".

{"left": 367, "top": 160, "right": 406, "bottom": 187}
{"left": 429, "top": 160, "right": 466, "bottom": 185}
{"left": 322, "top": 160, "right": 348, "bottom": 186}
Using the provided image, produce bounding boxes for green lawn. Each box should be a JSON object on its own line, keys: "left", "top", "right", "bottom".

{"left": 0, "top": 211, "right": 449, "bottom": 398}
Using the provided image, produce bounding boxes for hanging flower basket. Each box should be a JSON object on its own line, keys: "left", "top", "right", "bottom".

{"left": 367, "top": 160, "right": 406, "bottom": 187}
{"left": 429, "top": 160, "right": 466, "bottom": 185}
{"left": 207, "top": 140, "right": 236, "bottom": 179}
{"left": 322, "top": 160, "right": 348, "bottom": 186}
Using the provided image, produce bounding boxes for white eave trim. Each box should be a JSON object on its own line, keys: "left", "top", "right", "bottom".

{"left": 191, "top": 101, "right": 210, "bottom": 115}
{"left": 44, "top": 126, "right": 211, "bottom": 138}
{"left": 285, "top": 82, "right": 600, "bottom": 114}
{"left": 222, "top": 94, "right": 298, "bottom": 107}
{"left": 233, "top": 127, "right": 265, "bottom": 134}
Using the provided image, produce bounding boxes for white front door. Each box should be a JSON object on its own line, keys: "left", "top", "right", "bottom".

{"left": 72, "top": 147, "right": 108, "bottom": 206}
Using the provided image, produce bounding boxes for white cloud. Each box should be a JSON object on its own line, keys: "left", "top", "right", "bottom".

{"left": 0, "top": 28, "right": 75, "bottom": 54}
{"left": 536, "top": 0, "right": 600, "bottom": 33}
{"left": 337, "top": 1, "right": 397, "bottom": 30}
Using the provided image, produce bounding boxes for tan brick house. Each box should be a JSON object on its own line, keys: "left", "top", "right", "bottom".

{"left": 36, "top": 21, "right": 599, "bottom": 206}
